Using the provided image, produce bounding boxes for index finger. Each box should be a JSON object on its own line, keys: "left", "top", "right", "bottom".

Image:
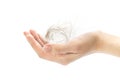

{"left": 30, "top": 29, "right": 48, "bottom": 44}
{"left": 24, "top": 31, "right": 45, "bottom": 57}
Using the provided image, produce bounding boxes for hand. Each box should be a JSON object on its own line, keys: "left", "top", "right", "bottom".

{"left": 24, "top": 30, "right": 98, "bottom": 65}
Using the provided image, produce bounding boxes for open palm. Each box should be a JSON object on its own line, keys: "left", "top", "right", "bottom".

{"left": 24, "top": 30, "right": 97, "bottom": 65}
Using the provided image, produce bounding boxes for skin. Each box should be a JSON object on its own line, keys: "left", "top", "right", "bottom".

{"left": 24, "top": 30, "right": 120, "bottom": 65}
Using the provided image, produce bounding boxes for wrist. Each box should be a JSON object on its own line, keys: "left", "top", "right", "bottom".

{"left": 95, "top": 31, "right": 120, "bottom": 56}
{"left": 92, "top": 31, "right": 104, "bottom": 52}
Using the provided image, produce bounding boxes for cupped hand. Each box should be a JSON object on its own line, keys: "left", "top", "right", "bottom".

{"left": 24, "top": 30, "right": 98, "bottom": 65}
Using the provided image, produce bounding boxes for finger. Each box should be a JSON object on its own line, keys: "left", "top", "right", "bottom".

{"left": 29, "top": 29, "right": 46, "bottom": 47}
{"left": 38, "top": 33, "right": 48, "bottom": 44}
{"left": 30, "top": 29, "right": 47, "bottom": 44}
{"left": 45, "top": 43, "right": 69, "bottom": 55}
{"left": 24, "top": 31, "right": 44, "bottom": 55}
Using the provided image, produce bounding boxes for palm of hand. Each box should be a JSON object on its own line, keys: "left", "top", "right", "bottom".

{"left": 24, "top": 30, "right": 96, "bottom": 65}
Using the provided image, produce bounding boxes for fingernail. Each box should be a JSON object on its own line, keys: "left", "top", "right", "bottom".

{"left": 24, "top": 32, "right": 29, "bottom": 36}
{"left": 24, "top": 32, "right": 30, "bottom": 37}
{"left": 23, "top": 32, "right": 27, "bottom": 35}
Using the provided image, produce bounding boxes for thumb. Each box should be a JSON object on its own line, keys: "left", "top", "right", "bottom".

{"left": 43, "top": 43, "right": 68, "bottom": 55}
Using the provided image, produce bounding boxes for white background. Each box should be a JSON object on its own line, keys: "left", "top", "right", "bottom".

{"left": 0, "top": 0, "right": 120, "bottom": 80}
